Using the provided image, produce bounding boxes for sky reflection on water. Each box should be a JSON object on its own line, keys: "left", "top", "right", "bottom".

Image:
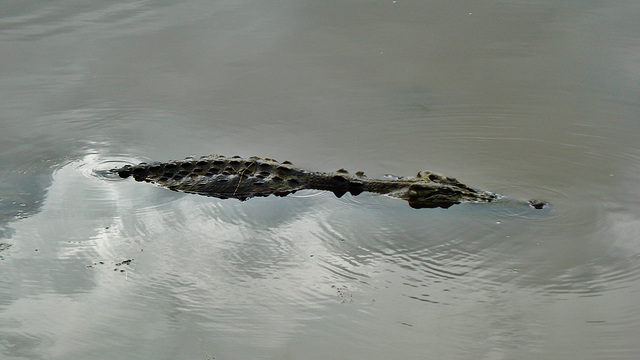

{"left": 1, "top": 1, "right": 640, "bottom": 359}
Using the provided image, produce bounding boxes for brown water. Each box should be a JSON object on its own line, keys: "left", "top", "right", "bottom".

{"left": 1, "top": 1, "right": 640, "bottom": 359}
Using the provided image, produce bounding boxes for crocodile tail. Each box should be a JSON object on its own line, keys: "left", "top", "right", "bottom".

{"left": 116, "top": 165, "right": 133, "bottom": 179}
{"left": 115, "top": 164, "right": 155, "bottom": 181}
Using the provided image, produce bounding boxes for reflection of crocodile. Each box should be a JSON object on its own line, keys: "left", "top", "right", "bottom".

{"left": 113, "top": 155, "right": 546, "bottom": 209}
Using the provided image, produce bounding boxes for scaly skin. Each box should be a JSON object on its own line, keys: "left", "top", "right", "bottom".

{"left": 113, "top": 155, "right": 546, "bottom": 209}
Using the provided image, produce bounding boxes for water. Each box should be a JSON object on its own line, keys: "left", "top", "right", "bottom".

{"left": 1, "top": 1, "right": 639, "bottom": 359}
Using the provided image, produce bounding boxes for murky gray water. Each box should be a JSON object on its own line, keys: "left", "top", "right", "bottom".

{"left": 1, "top": 1, "right": 640, "bottom": 359}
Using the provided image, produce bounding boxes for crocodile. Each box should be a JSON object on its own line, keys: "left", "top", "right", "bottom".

{"left": 112, "top": 155, "right": 546, "bottom": 209}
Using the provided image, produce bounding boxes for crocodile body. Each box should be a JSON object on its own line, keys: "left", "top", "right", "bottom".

{"left": 113, "top": 155, "right": 546, "bottom": 209}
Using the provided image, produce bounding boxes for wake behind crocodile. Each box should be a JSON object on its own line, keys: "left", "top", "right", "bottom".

{"left": 110, "top": 155, "right": 547, "bottom": 210}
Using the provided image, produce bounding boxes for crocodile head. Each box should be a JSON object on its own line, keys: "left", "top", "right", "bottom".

{"left": 403, "top": 182, "right": 493, "bottom": 209}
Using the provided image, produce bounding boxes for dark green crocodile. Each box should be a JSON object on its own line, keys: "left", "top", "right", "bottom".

{"left": 112, "top": 155, "right": 546, "bottom": 209}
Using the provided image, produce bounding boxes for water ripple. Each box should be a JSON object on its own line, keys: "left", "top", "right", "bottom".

{"left": 0, "top": 1, "right": 169, "bottom": 41}
{"left": 45, "top": 153, "right": 640, "bottom": 307}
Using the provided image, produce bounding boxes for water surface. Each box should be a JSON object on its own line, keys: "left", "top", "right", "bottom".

{"left": 1, "top": 1, "right": 640, "bottom": 359}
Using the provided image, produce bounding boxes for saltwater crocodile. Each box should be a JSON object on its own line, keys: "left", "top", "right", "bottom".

{"left": 112, "top": 155, "right": 546, "bottom": 209}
